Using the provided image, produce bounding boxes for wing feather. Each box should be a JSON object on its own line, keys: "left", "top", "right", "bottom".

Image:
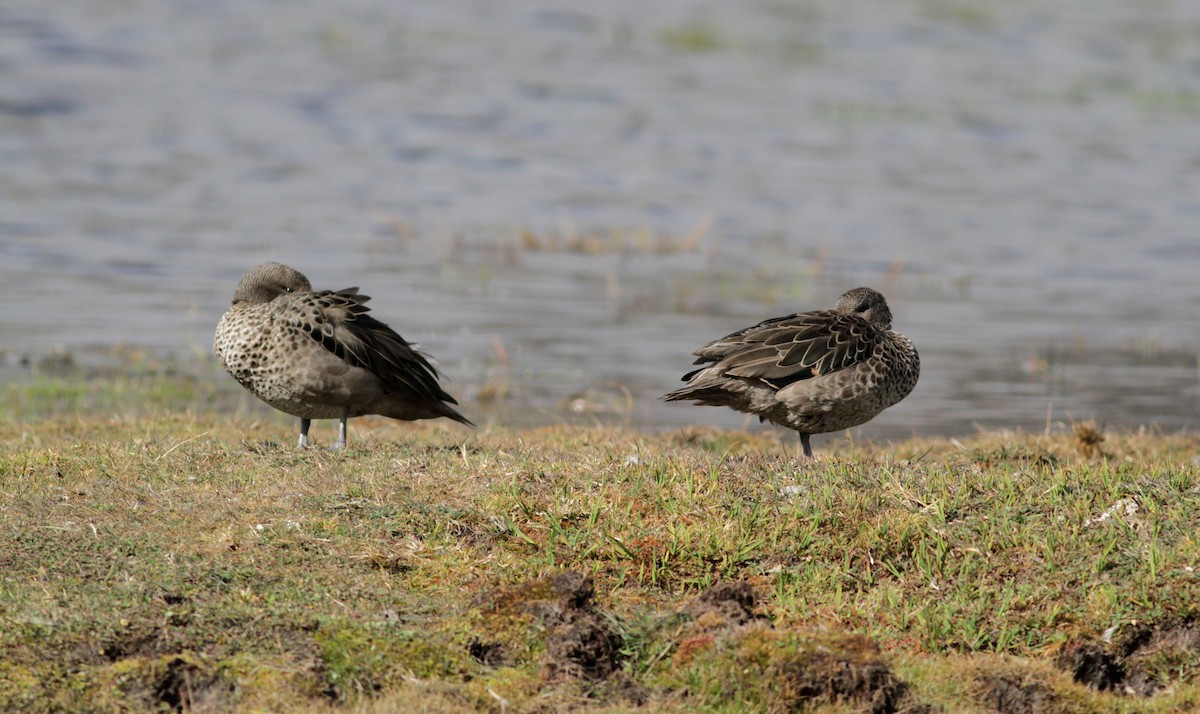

{"left": 691, "top": 309, "right": 883, "bottom": 389}
{"left": 282, "top": 289, "right": 458, "bottom": 403}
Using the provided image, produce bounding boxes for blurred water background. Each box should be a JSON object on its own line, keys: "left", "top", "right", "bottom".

{"left": 2, "top": 0, "right": 1198, "bottom": 441}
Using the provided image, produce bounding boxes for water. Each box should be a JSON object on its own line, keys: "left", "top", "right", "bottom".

{"left": 2, "top": 0, "right": 1198, "bottom": 440}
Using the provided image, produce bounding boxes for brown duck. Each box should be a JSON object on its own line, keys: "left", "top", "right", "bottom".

{"left": 214, "top": 262, "right": 473, "bottom": 448}
{"left": 663, "top": 287, "right": 919, "bottom": 458}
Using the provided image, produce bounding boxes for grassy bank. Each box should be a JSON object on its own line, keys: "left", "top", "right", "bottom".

{"left": 1, "top": 373, "right": 1198, "bottom": 712}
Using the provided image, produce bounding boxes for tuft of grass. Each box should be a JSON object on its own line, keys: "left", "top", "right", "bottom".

{"left": 659, "top": 22, "right": 725, "bottom": 53}
{"left": 918, "top": 0, "right": 995, "bottom": 30}
{"left": 1, "top": 374, "right": 1199, "bottom": 711}
{"left": 513, "top": 218, "right": 711, "bottom": 256}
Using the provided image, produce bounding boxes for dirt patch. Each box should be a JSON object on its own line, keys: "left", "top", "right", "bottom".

{"left": 1058, "top": 617, "right": 1200, "bottom": 697}
{"left": 467, "top": 638, "right": 506, "bottom": 666}
{"left": 475, "top": 570, "right": 594, "bottom": 621}
{"left": 684, "top": 580, "right": 763, "bottom": 628}
{"left": 671, "top": 584, "right": 931, "bottom": 713}
{"left": 536, "top": 573, "right": 623, "bottom": 682}
{"left": 1058, "top": 642, "right": 1126, "bottom": 693}
{"left": 544, "top": 610, "right": 621, "bottom": 681}
{"left": 544, "top": 571, "right": 596, "bottom": 612}
{"left": 118, "top": 654, "right": 233, "bottom": 713}
{"left": 978, "top": 673, "right": 1057, "bottom": 714}
{"left": 669, "top": 581, "right": 764, "bottom": 666}
{"left": 471, "top": 571, "right": 624, "bottom": 683}
{"left": 471, "top": 576, "right": 932, "bottom": 711}
{"left": 99, "top": 627, "right": 168, "bottom": 663}
{"left": 774, "top": 634, "right": 916, "bottom": 714}
{"left": 597, "top": 671, "right": 650, "bottom": 707}
{"left": 152, "top": 656, "right": 226, "bottom": 712}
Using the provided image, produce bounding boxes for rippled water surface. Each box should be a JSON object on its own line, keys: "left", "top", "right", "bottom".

{"left": 2, "top": 0, "right": 1198, "bottom": 440}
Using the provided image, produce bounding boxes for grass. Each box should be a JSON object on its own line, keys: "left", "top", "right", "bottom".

{"left": 1, "top": 373, "right": 1199, "bottom": 712}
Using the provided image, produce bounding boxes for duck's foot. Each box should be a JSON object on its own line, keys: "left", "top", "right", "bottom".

{"left": 800, "top": 433, "right": 814, "bottom": 459}
{"left": 297, "top": 418, "right": 312, "bottom": 449}
{"left": 333, "top": 410, "right": 348, "bottom": 449}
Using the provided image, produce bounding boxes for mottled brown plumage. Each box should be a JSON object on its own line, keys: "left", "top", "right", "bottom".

{"left": 214, "top": 262, "right": 472, "bottom": 448}
{"left": 663, "top": 287, "right": 919, "bottom": 458}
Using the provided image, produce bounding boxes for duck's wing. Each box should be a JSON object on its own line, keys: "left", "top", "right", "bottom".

{"left": 688, "top": 309, "right": 883, "bottom": 389}
{"left": 690, "top": 313, "right": 800, "bottom": 362}
{"left": 282, "top": 288, "right": 458, "bottom": 403}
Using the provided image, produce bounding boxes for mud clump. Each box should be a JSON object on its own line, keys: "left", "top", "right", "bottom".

{"left": 467, "top": 638, "right": 506, "bottom": 666}
{"left": 669, "top": 582, "right": 929, "bottom": 714}
{"left": 471, "top": 576, "right": 929, "bottom": 711}
{"left": 978, "top": 674, "right": 1057, "bottom": 714}
{"left": 544, "top": 611, "right": 621, "bottom": 681}
{"left": 153, "top": 656, "right": 227, "bottom": 712}
{"left": 1072, "top": 420, "right": 1106, "bottom": 458}
{"left": 684, "top": 580, "right": 763, "bottom": 628}
{"left": 119, "top": 654, "right": 232, "bottom": 713}
{"left": 1058, "top": 642, "right": 1126, "bottom": 693}
{"left": 771, "top": 634, "right": 916, "bottom": 714}
{"left": 1058, "top": 617, "right": 1200, "bottom": 697}
{"left": 535, "top": 573, "right": 623, "bottom": 682}
{"left": 542, "top": 571, "right": 596, "bottom": 614}
{"left": 471, "top": 571, "right": 625, "bottom": 683}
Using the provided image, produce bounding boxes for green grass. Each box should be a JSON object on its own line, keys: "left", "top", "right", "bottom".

{"left": 1, "top": 374, "right": 1199, "bottom": 711}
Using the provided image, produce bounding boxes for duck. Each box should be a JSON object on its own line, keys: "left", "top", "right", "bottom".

{"left": 214, "top": 262, "right": 473, "bottom": 448}
{"left": 663, "top": 287, "right": 918, "bottom": 458}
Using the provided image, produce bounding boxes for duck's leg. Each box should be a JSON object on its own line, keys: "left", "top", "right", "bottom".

{"left": 799, "top": 433, "right": 814, "bottom": 460}
{"left": 334, "top": 407, "right": 349, "bottom": 449}
{"left": 298, "top": 418, "right": 312, "bottom": 449}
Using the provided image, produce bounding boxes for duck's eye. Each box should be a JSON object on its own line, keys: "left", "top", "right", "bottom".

{"left": 856, "top": 302, "right": 870, "bottom": 312}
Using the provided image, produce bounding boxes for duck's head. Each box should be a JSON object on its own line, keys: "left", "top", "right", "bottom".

{"left": 835, "top": 286, "right": 893, "bottom": 330}
{"left": 231, "top": 262, "right": 313, "bottom": 305}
